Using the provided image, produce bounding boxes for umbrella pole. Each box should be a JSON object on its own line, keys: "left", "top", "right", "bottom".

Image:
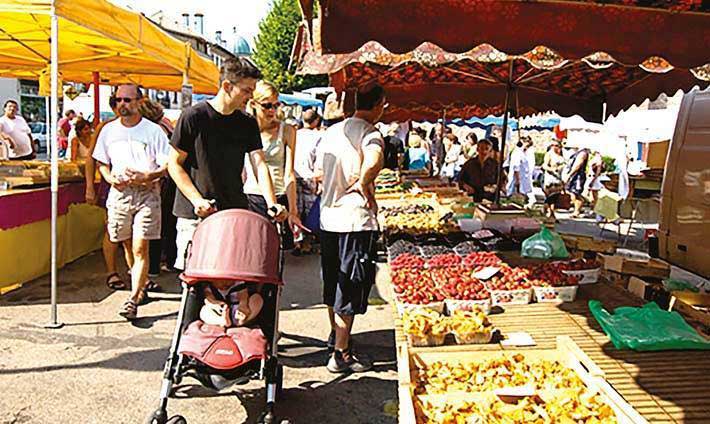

{"left": 92, "top": 72, "right": 100, "bottom": 127}
{"left": 44, "top": 96, "right": 50, "bottom": 158}
{"left": 494, "top": 87, "right": 512, "bottom": 206}
{"left": 44, "top": 1, "right": 62, "bottom": 329}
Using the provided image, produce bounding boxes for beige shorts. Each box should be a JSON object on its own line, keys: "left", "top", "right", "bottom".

{"left": 174, "top": 217, "right": 200, "bottom": 270}
{"left": 106, "top": 187, "right": 161, "bottom": 243}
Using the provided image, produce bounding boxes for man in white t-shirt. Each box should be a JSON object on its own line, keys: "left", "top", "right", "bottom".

{"left": 294, "top": 109, "right": 322, "bottom": 228}
{"left": 92, "top": 84, "right": 170, "bottom": 320}
{"left": 313, "top": 84, "right": 386, "bottom": 373}
{"left": 0, "top": 99, "right": 35, "bottom": 160}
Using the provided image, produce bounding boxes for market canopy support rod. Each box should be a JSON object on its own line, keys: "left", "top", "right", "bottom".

{"left": 494, "top": 60, "right": 515, "bottom": 206}
{"left": 43, "top": 0, "right": 63, "bottom": 330}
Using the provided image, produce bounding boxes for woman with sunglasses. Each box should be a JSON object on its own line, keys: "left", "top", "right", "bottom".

{"left": 244, "top": 80, "right": 302, "bottom": 248}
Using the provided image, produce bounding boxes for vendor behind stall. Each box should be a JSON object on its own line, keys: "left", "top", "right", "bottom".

{"left": 0, "top": 99, "right": 35, "bottom": 160}
{"left": 458, "top": 138, "right": 498, "bottom": 202}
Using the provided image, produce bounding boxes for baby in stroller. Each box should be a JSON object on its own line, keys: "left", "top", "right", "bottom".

{"left": 199, "top": 280, "right": 263, "bottom": 327}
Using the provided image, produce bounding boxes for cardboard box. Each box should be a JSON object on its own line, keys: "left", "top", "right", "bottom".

{"left": 642, "top": 140, "right": 670, "bottom": 169}
{"left": 602, "top": 269, "right": 630, "bottom": 289}
{"left": 602, "top": 255, "right": 670, "bottom": 279}
{"left": 628, "top": 277, "right": 652, "bottom": 300}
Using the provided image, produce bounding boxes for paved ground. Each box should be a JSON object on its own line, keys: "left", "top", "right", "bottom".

{"left": 0, "top": 252, "right": 399, "bottom": 424}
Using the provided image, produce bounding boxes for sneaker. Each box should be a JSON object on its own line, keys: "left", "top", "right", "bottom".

{"left": 326, "top": 349, "right": 372, "bottom": 373}
{"left": 326, "top": 350, "right": 350, "bottom": 373}
{"left": 345, "top": 349, "right": 372, "bottom": 373}
{"left": 327, "top": 330, "right": 336, "bottom": 353}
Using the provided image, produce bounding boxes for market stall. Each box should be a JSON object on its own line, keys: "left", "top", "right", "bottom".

{"left": 372, "top": 171, "right": 710, "bottom": 423}
{"left": 0, "top": 0, "right": 220, "bottom": 324}
{"left": 0, "top": 181, "right": 104, "bottom": 293}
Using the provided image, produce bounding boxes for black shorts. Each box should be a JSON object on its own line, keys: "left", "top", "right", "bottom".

{"left": 565, "top": 172, "right": 586, "bottom": 196}
{"left": 247, "top": 194, "right": 294, "bottom": 249}
{"left": 321, "top": 230, "right": 378, "bottom": 316}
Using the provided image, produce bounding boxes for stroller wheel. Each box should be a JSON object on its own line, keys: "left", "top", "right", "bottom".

{"left": 258, "top": 411, "right": 275, "bottom": 424}
{"left": 166, "top": 416, "right": 187, "bottom": 424}
{"left": 146, "top": 409, "right": 168, "bottom": 424}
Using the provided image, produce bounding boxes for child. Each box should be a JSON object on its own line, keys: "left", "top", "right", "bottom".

{"left": 199, "top": 279, "right": 263, "bottom": 327}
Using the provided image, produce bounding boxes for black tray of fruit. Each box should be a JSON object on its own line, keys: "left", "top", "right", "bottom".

{"left": 387, "top": 239, "right": 420, "bottom": 260}
{"left": 453, "top": 240, "right": 482, "bottom": 256}
{"left": 419, "top": 244, "right": 453, "bottom": 258}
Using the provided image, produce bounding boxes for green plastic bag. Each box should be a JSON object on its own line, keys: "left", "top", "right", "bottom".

{"left": 521, "top": 227, "right": 569, "bottom": 259}
{"left": 663, "top": 278, "right": 699, "bottom": 293}
{"left": 589, "top": 300, "right": 710, "bottom": 351}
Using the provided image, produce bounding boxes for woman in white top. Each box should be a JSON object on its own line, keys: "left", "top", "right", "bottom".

{"left": 244, "top": 80, "right": 301, "bottom": 247}
{"left": 440, "top": 133, "right": 462, "bottom": 181}
{"left": 67, "top": 118, "right": 92, "bottom": 161}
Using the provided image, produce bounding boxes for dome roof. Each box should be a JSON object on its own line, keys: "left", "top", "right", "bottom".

{"left": 233, "top": 36, "right": 252, "bottom": 56}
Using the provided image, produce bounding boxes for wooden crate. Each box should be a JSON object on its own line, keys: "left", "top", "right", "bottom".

{"left": 399, "top": 336, "right": 647, "bottom": 424}
{"left": 561, "top": 233, "right": 616, "bottom": 254}
{"left": 474, "top": 203, "right": 525, "bottom": 222}
{"left": 602, "top": 255, "right": 670, "bottom": 279}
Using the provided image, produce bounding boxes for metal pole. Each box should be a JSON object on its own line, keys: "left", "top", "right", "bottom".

{"left": 494, "top": 87, "right": 512, "bottom": 205}
{"left": 44, "top": 96, "right": 51, "bottom": 159}
{"left": 45, "top": 0, "right": 63, "bottom": 329}
{"left": 92, "top": 72, "right": 100, "bottom": 127}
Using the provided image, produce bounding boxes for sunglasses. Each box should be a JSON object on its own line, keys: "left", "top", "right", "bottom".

{"left": 258, "top": 102, "right": 281, "bottom": 110}
{"left": 114, "top": 97, "right": 136, "bottom": 104}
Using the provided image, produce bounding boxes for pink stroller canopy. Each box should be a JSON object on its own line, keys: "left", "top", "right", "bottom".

{"left": 181, "top": 210, "right": 282, "bottom": 285}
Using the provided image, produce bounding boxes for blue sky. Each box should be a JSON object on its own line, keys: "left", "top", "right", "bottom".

{"left": 113, "top": 0, "right": 272, "bottom": 45}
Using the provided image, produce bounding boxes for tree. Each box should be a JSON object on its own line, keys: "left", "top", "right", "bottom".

{"left": 253, "top": 0, "right": 326, "bottom": 92}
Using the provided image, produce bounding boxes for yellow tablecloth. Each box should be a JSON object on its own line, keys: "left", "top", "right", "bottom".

{"left": 0, "top": 203, "right": 105, "bottom": 293}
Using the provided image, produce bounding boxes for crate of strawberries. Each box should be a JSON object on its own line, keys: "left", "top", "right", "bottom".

{"left": 391, "top": 267, "right": 446, "bottom": 314}
{"left": 431, "top": 266, "right": 492, "bottom": 314}
{"left": 528, "top": 263, "right": 581, "bottom": 303}
{"left": 559, "top": 258, "right": 601, "bottom": 284}
{"left": 483, "top": 265, "right": 533, "bottom": 305}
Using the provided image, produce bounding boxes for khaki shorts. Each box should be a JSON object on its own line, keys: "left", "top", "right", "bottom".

{"left": 174, "top": 217, "right": 200, "bottom": 270}
{"left": 106, "top": 187, "right": 161, "bottom": 243}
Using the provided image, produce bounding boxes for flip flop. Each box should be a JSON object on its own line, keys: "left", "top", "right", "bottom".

{"left": 119, "top": 299, "right": 137, "bottom": 320}
{"left": 106, "top": 273, "right": 128, "bottom": 291}
{"left": 144, "top": 280, "right": 163, "bottom": 292}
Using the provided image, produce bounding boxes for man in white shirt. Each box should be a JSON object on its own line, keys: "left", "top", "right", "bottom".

{"left": 0, "top": 100, "right": 35, "bottom": 160}
{"left": 92, "top": 84, "right": 170, "bottom": 320}
{"left": 314, "top": 84, "right": 386, "bottom": 373}
{"left": 506, "top": 137, "right": 534, "bottom": 201}
{"left": 294, "top": 109, "right": 322, "bottom": 229}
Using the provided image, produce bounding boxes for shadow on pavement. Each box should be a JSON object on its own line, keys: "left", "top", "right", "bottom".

{"left": 0, "top": 346, "right": 168, "bottom": 375}
{"left": 278, "top": 329, "right": 396, "bottom": 371}
{"left": 238, "top": 376, "right": 397, "bottom": 424}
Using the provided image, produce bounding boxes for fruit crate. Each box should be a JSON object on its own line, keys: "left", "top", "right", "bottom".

{"left": 444, "top": 298, "right": 491, "bottom": 315}
{"left": 562, "top": 267, "right": 601, "bottom": 284}
{"left": 533, "top": 285, "right": 579, "bottom": 303}
{"left": 485, "top": 284, "right": 532, "bottom": 305}
{"left": 395, "top": 300, "right": 445, "bottom": 316}
{"left": 397, "top": 336, "right": 648, "bottom": 424}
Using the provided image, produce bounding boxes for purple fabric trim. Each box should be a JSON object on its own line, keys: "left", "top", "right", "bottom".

{"left": 0, "top": 182, "right": 89, "bottom": 230}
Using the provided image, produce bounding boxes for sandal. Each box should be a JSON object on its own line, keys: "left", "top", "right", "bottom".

{"left": 106, "top": 273, "right": 128, "bottom": 291}
{"left": 119, "top": 299, "right": 137, "bottom": 320}
{"left": 135, "top": 288, "right": 150, "bottom": 306}
{"left": 145, "top": 280, "right": 163, "bottom": 293}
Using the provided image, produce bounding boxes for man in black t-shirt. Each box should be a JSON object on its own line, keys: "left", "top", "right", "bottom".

{"left": 167, "top": 58, "right": 287, "bottom": 269}
{"left": 383, "top": 135, "right": 404, "bottom": 170}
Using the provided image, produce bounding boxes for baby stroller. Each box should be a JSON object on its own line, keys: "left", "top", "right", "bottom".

{"left": 147, "top": 210, "right": 285, "bottom": 424}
